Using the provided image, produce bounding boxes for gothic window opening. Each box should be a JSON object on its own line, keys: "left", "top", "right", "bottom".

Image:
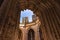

{"left": 0, "top": 0, "right": 4, "bottom": 7}
{"left": 19, "top": 9, "right": 38, "bottom": 27}
{"left": 28, "top": 29, "right": 35, "bottom": 40}
{"left": 19, "top": 9, "right": 40, "bottom": 40}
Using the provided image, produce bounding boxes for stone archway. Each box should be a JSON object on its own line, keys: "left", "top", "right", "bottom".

{"left": 0, "top": 0, "right": 60, "bottom": 40}
{"left": 28, "top": 29, "right": 35, "bottom": 40}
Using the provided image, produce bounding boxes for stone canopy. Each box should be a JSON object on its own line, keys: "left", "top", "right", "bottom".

{"left": 0, "top": 0, "right": 60, "bottom": 40}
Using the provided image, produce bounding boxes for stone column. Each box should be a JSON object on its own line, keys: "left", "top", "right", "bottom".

{"left": 20, "top": 28, "right": 27, "bottom": 40}
{"left": 34, "top": 24, "right": 40, "bottom": 40}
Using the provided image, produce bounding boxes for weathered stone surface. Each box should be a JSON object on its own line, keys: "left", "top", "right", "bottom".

{"left": 0, "top": 0, "right": 60, "bottom": 40}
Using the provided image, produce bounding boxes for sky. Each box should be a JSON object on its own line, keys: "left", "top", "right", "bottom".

{"left": 20, "top": 9, "right": 34, "bottom": 23}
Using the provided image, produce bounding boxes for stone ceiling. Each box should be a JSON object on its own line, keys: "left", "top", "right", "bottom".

{"left": 0, "top": 0, "right": 60, "bottom": 40}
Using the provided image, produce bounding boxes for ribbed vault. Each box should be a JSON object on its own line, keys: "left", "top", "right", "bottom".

{"left": 0, "top": 0, "right": 60, "bottom": 40}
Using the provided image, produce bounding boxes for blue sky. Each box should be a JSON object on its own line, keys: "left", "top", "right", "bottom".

{"left": 20, "top": 9, "right": 34, "bottom": 23}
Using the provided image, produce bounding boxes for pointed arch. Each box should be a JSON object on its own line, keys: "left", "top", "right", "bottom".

{"left": 28, "top": 29, "right": 35, "bottom": 40}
